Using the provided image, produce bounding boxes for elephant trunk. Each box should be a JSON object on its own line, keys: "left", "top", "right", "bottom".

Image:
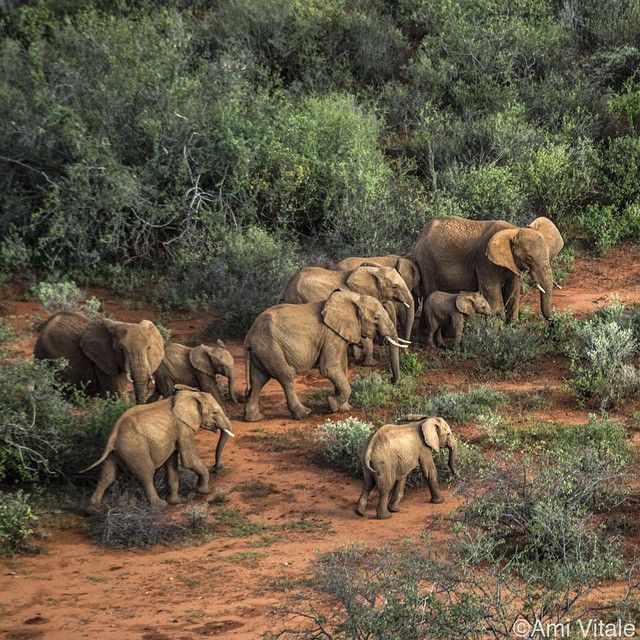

{"left": 403, "top": 298, "right": 415, "bottom": 342}
{"left": 447, "top": 436, "right": 458, "bottom": 477}
{"left": 225, "top": 365, "right": 238, "bottom": 404}
{"left": 389, "top": 342, "right": 401, "bottom": 385}
{"left": 533, "top": 266, "right": 554, "bottom": 320}
{"left": 129, "top": 355, "right": 152, "bottom": 404}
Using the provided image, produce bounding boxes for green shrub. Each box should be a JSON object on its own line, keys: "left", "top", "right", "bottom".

{"left": 399, "top": 349, "right": 426, "bottom": 375}
{"left": 462, "top": 315, "right": 550, "bottom": 371}
{"left": 350, "top": 371, "right": 417, "bottom": 409}
{"left": 576, "top": 203, "right": 640, "bottom": 254}
{"left": 405, "top": 386, "right": 508, "bottom": 424}
{"left": 32, "top": 281, "right": 101, "bottom": 316}
{"left": 0, "top": 230, "right": 31, "bottom": 283}
{"left": 314, "top": 417, "right": 375, "bottom": 477}
{"left": 567, "top": 313, "right": 640, "bottom": 408}
{"left": 0, "top": 491, "right": 38, "bottom": 553}
{"left": 0, "top": 319, "right": 16, "bottom": 343}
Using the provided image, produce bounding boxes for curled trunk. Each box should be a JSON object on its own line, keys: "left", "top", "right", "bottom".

{"left": 225, "top": 365, "right": 238, "bottom": 404}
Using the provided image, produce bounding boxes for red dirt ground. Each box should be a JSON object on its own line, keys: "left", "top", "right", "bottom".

{"left": 1, "top": 244, "right": 640, "bottom": 639}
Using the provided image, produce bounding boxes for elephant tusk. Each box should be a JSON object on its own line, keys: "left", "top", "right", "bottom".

{"left": 126, "top": 371, "right": 133, "bottom": 383}
{"left": 535, "top": 283, "right": 546, "bottom": 294}
{"left": 553, "top": 280, "right": 563, "bottom": 290}
{"left": 223, "top": 428, "right": 236, "bottom": 437}
{"left": 396, "top": 337, "right": 411, "bottom": 344}
{"left": 403, "top": 302, "right": 411, "bottom": 309}
{"left": 386, "top": 337, "right": 408, "bottom": 349}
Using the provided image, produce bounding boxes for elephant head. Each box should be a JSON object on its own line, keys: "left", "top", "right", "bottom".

{"left": 392, "top": 256, "right": 421, "bottom": 300}
{"left": 189, "top": 341, "right": 238, "bottom": 403}
{"left": 80, "top": 318, "right": 165, "bottom": 404}
{"left": 346, "top": 266, "right": 415, "bottom": 341}
{"left": 456, "top": 291, "right": 493, "bottom": 316}
{"left": 415, "top": 416, "right": 457, "bottom": 476}
{"left": 485, "top": 217, "right": 563, "bottom": 319}
{"left": 172, "top": 385, "right": 235, "bottom": 437}
{"left": 321, "top": 290, "right": 408, "bottom": 383}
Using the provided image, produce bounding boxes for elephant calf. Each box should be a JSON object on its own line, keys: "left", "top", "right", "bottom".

{"left": 423, "top": 291, "right": 492, "bottom": 348}
{"left": 355, "top": 416, "right": 457, "bottom": 520}
{"left": 82, "top": 386, "right": 235, "bottom": 512}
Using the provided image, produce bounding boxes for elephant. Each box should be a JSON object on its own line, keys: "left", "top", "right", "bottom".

{"left": 244, "top": 290, "right": 408, "bottom": 422}
{"left": 355, "top": 416, "right": 457, "bottom": 520}
{"left": 34, "top": 312, "right": 165, "bottom": 404}
{"left": 412, "top": 216, "right": 564, "bottom": 321}
{"left": 279, "top": 265, "right": 414, "bottom": 366}
{"left": 81, "top": 386, "right": 235, "bottom": 511}
{"left": 424, "top": 291, "right": 493, "bottom": 348}
{"left": 147, "top": 340, "right": 238, "bottom": 472}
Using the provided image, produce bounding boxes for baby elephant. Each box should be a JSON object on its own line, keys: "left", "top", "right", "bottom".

{"left": 424, "top": 291, "right": 492, "bottom": 348}
{"left": 355, "top": 416, "right": 457, "bottom": 520}
{"left": 82, "top": 385, "right": 235, "bottom": 512}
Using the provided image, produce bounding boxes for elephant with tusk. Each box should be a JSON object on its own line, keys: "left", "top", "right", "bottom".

{"left": 355, "top": 416, "right": 457, "bottom": 520}
{"left": 413, "top": 216, "right": 564, "bottom": 321}
{"left": 244, "top": 290, "right": 407, "bottom": 422}
{"left": 279, "top": 264, "right": 415, "bottom": 366}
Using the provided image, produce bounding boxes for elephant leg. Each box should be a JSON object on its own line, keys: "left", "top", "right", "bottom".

{"left": 452, "top": 316, "right": 465, "bottom": 349}
{"left": 321, "top": 356, "right": 352, "bottom": 413}
{"left": 209, "top": 430, "right": 229, "bottom": 473}
{"left": 361, "top": 337, "right": 377, "bottom": 366}
{"left": 419, "top": 453, "right": 444, "bottom": 504}
{"left": 354, "top": 468, "right": 374, "bottom": 517}
{"left": 281, "top": 373, "right": 312, "bottom": 419}
{"left": 503, "top": 276, "right": 521, "bottom": 323}
{"left": 165, "top": 450, "right": 182, "bottom": 505}
{"left": 480, "top": 280, "right": 505, "bottom": 320}
{"left": 389, "top": 474, "right": 408, "bottom": 512}
{"left": 87, "top": 454, "right": 119, "bottom": 512}
{"left": 435, "top": 326, "right": 446, "bottom": 347}
{"left": 178, "top": 435, "right": 209, "bottom": 494}
{"left": 376, "top": 474, "right": 394, "bottom": 520}
{"left": 244, "top": 361, "right": 269, "bottom": 422}
{"left": 130, "top": 458, "right": 167, "bottom": 511}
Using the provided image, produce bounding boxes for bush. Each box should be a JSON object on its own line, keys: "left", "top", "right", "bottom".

{"left": 314, "top": 417, "right": 375, "bottom": 477}
{"left": 0, "top": 230, "right": 31, "bottom": 283}
{"left": 399, "top": 349, "right": 426, "bottom": 375}
{"left": 405, "top": 386, "right": 508, "bottom": 424}
{"left": 350, "top": 371, "right": 417, "bottom": 409}
{"left": 0, "top": 491, "right": 38, "bottom": 553}
{"left": 0, "top": 318, "right": 16, "bottom": 343}
{"left": 461, "top": 315, "right": 550, "bottom": 371}
{"left": 32, "top": 281, "right": 101, "bottom": 316}
{"left": 576, "top": 202, "right": 640, "bottom": 254}
{"left": 567, "top": 311, "right": 640, "bottom": 408}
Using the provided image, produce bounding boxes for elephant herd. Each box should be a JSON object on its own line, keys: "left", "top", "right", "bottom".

{"left": 33, "top": 215, "right": 564, "bottom": 518}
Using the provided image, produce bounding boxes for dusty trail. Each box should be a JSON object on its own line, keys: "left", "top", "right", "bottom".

{"left": 1, "top": 244, "right": 640, "bottom": 639}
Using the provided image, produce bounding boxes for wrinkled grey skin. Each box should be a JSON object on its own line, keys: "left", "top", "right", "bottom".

{"left": 413, "top": 216, "right": 564, "bottom": 321}
{"left": 148, "top": 341, "right": 237, "bottom": 472}
{"left": 335, "top": 254, "right": 422, "bottom": 330}
{"left": 355, "top": 416, "right": 457, "bottom": 520}
{"left": 424, "top": 291, "right": 493, "bottom": 348}
{"left": 244, "top": 290, "right": 407, "bottom": 421}
{"left": 34, "top": 312, "right": 164, "bottom": 404}
{"left": 82, "top": 386, "right": 235, "bottom": 512}
{"left": 280, "top": 264, "right": 414, "bottom": 365}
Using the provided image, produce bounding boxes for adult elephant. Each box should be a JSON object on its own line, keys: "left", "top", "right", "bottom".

{"left": 34, "top": 312, "right": 165, "bottom": 404}
{"left": 413, "top": 216, "right": 564, "bottom": 321}
{"left": 279, "top": 265, "right": 414, "bottom": 365}
{"left": 244, "top": 290, "right": 407, "bottom": 421}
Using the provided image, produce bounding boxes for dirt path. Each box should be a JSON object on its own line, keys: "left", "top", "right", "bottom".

{"left": 1, "top": 244, "right": 640, "bottom": 639}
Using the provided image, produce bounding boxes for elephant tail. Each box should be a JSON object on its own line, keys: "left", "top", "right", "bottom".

{"left": 363, "top": 436, "right": 378, "bottom": 475}
{"left": 80, "top": 429, "right": 118, "bottom": 473}
{"left": 244, "top": 347, "right": 251, "bottom": 397}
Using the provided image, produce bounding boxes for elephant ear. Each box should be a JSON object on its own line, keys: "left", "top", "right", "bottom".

{"left": 141, "top": 320, "right": 165, "bottom": 373}
{"left": 189, "top": 345, "right": 217, "bottom": 376}
{"left": 345, "top": 266, "right": 379, "bottom": 298}
{"left": 321, "top": 290, "right": 361, "bottom": 344}
{"left": 486, "top": 228, "right": 520, "bottom": 275}
{"left": 455, "top": 293, "right": 475, "bottom": 315}
{"left": 529, "top": 217, "right": 564, "bottom": 261}
{"left": 80, "top": 319, "right": 120, "bottom": 376}
{"left": 420, "top": 418, "right": 442, "bottom": 452}
{"left": 172, "top": 390, "right": 202, "bottom": 431}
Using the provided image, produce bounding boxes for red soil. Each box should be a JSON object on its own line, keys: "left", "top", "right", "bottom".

{"left": 1, "top": 244, "right": 639, "bottom": 639}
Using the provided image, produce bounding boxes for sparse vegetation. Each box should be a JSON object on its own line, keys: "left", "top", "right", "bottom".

{"left": 350, "top": 372, "right": 417, "bottom": 409}
{"left": 314, "top": 417, "right": 375, "bottom": 477}
{"left": 32, "top": 281, "right": 101, "bottom": 316}
{"left": 0, "top": 491, "right": 38, "bottom": 554}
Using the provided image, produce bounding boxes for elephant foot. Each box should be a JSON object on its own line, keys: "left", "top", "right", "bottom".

{"left": 196, "top": 484, "right": 210, "bottom": 495}
{"left": 208, "top": 463, "right": 222, "bottom": 474}
{"left": 85, "top": 502, "right": 106, "bottom": 516}
{"left": 388, "top": 504, "right": 401, "bottom": 513}
{"left": 376, "top": 510, "right": 393, "bottom": 520}
{"left": 354, "top": 504, "right": 366, "bottom": 517}
{"left": 363, "top": 358, "right": 377, "bottom": 367}
{"left": 430, "top": 496, "right": 445, "bottom": 504}
{"left": 244, "top": 409, "right": 264, "bottom": 422}
{"left": 167, "top": 496, "right": 184, "bottom": 505}
{"left": 150, "top": 499, "right": 168, "bottom": 512}
{"left": 328, "top": 396, "right": 351, "bottom": 413}
{"left": 291, "top": 405, "right": 312, "bottom": 420}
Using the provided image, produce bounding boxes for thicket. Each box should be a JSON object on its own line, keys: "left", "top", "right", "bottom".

{"left": 2, "top": 1, "right": 640, "bottom": 325}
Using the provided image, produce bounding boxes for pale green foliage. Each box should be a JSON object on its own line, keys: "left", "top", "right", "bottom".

{"left": 314, "top": 417, "right": 375, "bottom": 477}
{"left": 350, "top": 372, "right": 416, "bottom": 409}
{"left": 0, "top": 491, "right": 37, "bottom": 553}
{"left": 32, "top": 281, "right": 101, "bottom": 316}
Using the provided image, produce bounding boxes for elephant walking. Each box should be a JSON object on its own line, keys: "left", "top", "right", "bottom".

{"left": 244, "top": 290, "right": 407, "bottom": 421}
{"left": 34, "top": 312, "right": 165, "bottom": 404}
{"left": 82, "top": 386, "right": 235, "bottom": 511}
{"left": 413, "top": 216, "right": 564, "bottom": 321}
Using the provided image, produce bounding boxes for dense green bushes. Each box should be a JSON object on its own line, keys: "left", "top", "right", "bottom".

{"left": 2, "top": 0, "right": 640, "bottom": 324}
